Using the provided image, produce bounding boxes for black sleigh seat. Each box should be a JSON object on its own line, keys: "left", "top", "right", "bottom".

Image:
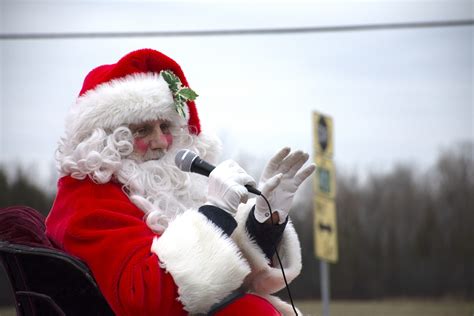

{"left": 0, "top": 206, "right": 114, "bottom": 315}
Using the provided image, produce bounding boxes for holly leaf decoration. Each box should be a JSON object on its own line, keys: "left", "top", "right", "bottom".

{"left": 160, "top": 70, "right": 198, "bottom": 118}
{"left": 178, "top": 88, "right": 198, "bottom": 101}
{"left": 161, "top": 70, "right": 181, "bottom": 92}
{"left": 160, "top": 70, "right": 199, "bottom": 119}
{"left": 175, "top": 101, "right": 187, "bottom": 118}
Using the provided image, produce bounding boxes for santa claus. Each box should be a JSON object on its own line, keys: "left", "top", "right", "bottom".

{"left": 46, "top": 48, "right": 315, "bottom": 315}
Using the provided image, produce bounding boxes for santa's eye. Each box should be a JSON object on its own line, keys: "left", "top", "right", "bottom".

{"left": 160, "top": 122, "right": 171, "bottom": 134}
{"left": 132, "top": 125, "right": 152, "bottom": 138}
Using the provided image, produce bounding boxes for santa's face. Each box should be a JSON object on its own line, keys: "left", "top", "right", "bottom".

{"left": 128, "top": 119, "right": 174, "bottom": 162}
{"left": 114, "top": 125, "right": 210, "bottom": 233}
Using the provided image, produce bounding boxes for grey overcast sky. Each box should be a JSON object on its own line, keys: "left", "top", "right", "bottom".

{"left": 0, "top": 0, "right": 473, "bottom": 187}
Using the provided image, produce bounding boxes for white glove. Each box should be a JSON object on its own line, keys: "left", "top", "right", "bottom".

{"left": 255, "top": 147, "right": 316, "bottom": 224}
{"left": 207, "top": 160, "right": 256, "bottom": 215}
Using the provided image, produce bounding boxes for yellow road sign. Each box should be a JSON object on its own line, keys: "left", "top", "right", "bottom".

{"left": 314, "top": 155, "right": 336, "bottom": 200}
{"left": 313, "top": 112, "right": 334, "bottom": 158}
{"left": 314, "top": 196, "right": 338, "bottom": 262}
{"left": 313, "top": 110, "right": 338, "bottom": 263}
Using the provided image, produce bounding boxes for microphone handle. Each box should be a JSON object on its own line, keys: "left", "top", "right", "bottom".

{"left": 190, "top": 157, "right": 215, "bottom": 177}
{"left": 191, "top": 157, "right": 261, "bottom": 195}
{"left": 245, "top": 185, "right": 262, "bottom": 196}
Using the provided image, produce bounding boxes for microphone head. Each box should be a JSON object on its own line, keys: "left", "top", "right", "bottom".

{"left": 175, "top": 149, "right": 198, "bottom": 172}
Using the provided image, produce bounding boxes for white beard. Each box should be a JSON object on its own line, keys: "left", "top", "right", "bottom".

{"left": 114, "top": 133, "right": 220, "bottom": 233}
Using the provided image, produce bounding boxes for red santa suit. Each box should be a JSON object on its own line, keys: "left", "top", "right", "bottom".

{"left": 46, "top": 49, "right": 302, "bottom": 315}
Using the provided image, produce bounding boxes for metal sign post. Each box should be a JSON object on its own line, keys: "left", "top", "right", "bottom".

{"left": 313, "top": 111, "right": 338, "bottom": 316}
{"left": 320, "top": 260, "right": 330, "bottom": 316}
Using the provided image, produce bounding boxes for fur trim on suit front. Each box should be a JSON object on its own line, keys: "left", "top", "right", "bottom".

{"left": 151, "top": 210, "right": 251, "bottom": 314}
{"left": 256, "top": 294, "right": 303, "bottom": 316}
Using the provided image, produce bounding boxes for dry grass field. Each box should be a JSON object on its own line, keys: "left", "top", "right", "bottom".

{"left": 0, "top": 299, "right": 472, "bottom": 315}
{"left": 296, "top": 299, "right": 473, "bottom": 316}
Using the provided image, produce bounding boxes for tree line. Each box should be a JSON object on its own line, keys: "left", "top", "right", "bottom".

{"left": 0, "top": 142, "right": 472, "bottom": 305}
{"left": 288, "top": 142, "right": 473, "bottom": 300}
{"left": 0, "top": 168, "right": 54, "bottom": 217}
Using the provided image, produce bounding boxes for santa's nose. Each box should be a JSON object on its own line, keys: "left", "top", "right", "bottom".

{"left": 149, "top": 127, "right": 170, "bottom": 150}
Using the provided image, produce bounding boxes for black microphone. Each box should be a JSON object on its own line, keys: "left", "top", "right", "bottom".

{"left": 175, "top": 149, "right": 261, "bottom": 195}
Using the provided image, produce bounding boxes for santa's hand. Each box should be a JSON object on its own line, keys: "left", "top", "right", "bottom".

{"left": 206, "top": 160, "right": 256, "bottom": 215}
{"left": 255, "top": 147, "right": 316, "bottom": 223}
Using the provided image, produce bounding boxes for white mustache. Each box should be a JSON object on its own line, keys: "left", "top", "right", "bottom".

{"left": 129, "top": 148, "right": 167, "bottom": 162}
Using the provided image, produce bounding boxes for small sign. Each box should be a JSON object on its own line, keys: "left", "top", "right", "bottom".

{"left": 314, "top": 156, "right": 336, "bottom": 200}
{"left": 313, "top": 110, "right": 338, "bottom": 263}
{"left": 313, "top": 112, "right": 334, "bottom": 158}
{"left": 314, "top": 196, "right": 338, "bottom": 263}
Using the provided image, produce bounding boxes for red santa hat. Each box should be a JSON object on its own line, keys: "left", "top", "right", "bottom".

{"left": 66, "top": 49, "right": 201, "bottom": 141}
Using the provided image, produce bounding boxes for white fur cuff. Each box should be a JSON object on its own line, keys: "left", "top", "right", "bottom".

{"left": 233, "top": 201, "right": 302, "bottom": 295}
{"left": 151, "top": 210, "right": 251, "bottom": 314}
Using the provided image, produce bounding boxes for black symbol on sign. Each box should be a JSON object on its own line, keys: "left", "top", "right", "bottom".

{"left": 319, "top": 223, "right": 332, "bottom": 233}
{"left": 318, "top": 116, "right": 328, "bottom": 151}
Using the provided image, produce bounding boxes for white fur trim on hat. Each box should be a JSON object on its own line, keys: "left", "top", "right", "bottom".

{"left": 151, "top": 210, "right": 251, "bottom": 314}
{"left": 65, "top": 72, "right": 188, "bottom": 143}
{"left": 233, "top": 200, "right": 302, "bottom": 295}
